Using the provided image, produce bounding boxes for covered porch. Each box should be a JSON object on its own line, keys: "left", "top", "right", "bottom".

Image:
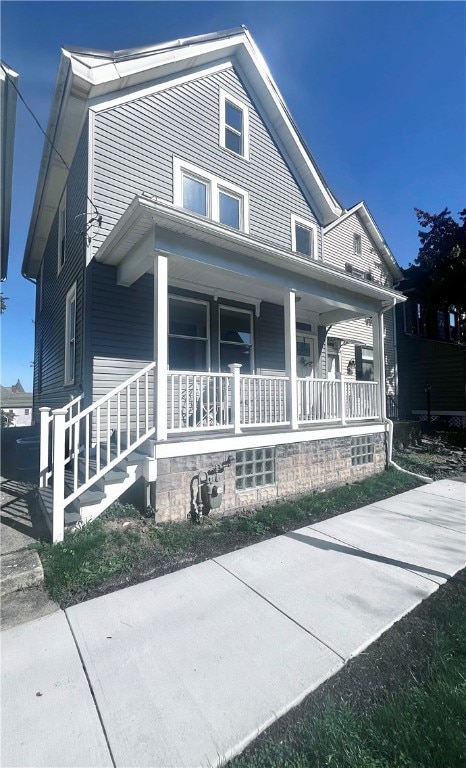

{"left": 95, "top": 196, "right": 401, "bottom": 442}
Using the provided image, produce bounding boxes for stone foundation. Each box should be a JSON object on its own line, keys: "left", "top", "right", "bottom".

{"left": 154, "top": 432, "right": 386, "bottom": 523}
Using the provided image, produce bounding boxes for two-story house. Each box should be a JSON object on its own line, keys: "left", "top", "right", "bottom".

{"left": 22, "top": 28, "right": 405, "bottom": 541}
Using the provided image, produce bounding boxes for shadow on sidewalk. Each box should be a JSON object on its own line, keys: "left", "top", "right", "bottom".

{"left": 286, "top": 531, "right": 451, "bottom": 581}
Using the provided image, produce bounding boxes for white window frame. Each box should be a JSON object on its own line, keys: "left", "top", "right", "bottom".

{"left": 64, "top": 282, "right": 77, "bottom": 386}
{"left": 218, "top": 304, "right": 254, "bottom": 373}
{"left": 291, "top": 214, "right": 318, "bottom": 260}
{"left": 173, "top": 158, "right": 249, "bottom": 233}
{"left": 354, "top": 233, "right": 362, "bottom": 256}
{"left": 168, "top": 294, "right": 211, "bottom": 371}
{"left": 219, "top": 89, "right": 249, "bottom": 160}
{"left": 57, "top": 189, "right": 67, "bottom": 274}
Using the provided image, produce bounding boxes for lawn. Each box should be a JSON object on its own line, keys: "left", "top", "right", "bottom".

{"left": 38, "top": 467, "right": 423, "bottom": 606}
{"left": 230, "top": 569, "right": 466, "bottom": 768}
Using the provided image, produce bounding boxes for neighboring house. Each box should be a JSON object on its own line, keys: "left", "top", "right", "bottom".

{"left": 0, "top": 62, "right": 18, "bottom": 280}
{"left": 1, "top": 380, "right": 33, "bottom": 427}
{"left": 395, "top": 269, "right": 466, "bottom": 427}
{"left": 23, "top": 28, "right": 405, "bottom": 542}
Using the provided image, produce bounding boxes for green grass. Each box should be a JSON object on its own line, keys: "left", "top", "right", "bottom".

{"left": 231, "top": 582, "right": 466, "bottom": 768}
{"left": 38, "top": 469, "right": 422, "bottom": 606}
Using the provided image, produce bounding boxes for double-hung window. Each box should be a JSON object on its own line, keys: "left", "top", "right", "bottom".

{"left": 219, "top": 305, "right": 253, "bottom": 373}
{"left": 58, "top": 189, "right": 67, "bottom": 273}
{"left": 174, "top": 158, "right": 248, "bottom": 232}
{"left": 356, "top": 346, "right": 374, "bottom": 381}
{"left": 64, "top": 283, "right": 77, "bottom": 385}
{"left": 219, "top": 90, "right": 249, "bottom": 159}
{"left": 168, "top": 297, "right": 209, "bottom": 371}
{"left": 291, "top": 215, "right": 317, "bottom": 260}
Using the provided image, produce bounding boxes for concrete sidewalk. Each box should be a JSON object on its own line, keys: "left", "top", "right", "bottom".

{"left": 2, "top": 478, "right": 465, "bottom": 768}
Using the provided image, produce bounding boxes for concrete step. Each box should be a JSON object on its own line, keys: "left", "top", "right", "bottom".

{"left": 0, "top": 548, "right": 44, "bottom": 597}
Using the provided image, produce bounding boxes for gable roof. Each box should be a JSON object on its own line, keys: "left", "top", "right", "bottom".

{"left": 0, "top": 63, "right": 18, "bottom": 280}
{"left": 22, "top": 27, "right": 343, "bottom": 278}
{"left": 323, "top": 201, "right": 403, "bottom": 281}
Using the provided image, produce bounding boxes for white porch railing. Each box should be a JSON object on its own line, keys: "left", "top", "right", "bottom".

{"left": 41, "top": 362, "right": 156, "bottom": 543}
{"left": 345, "top": 380, "right": 378, "bottom": 420}
{"left": 297, "top": 378, "right": 340, "bottom": 424}
{"left": 240, "top": 374, "right": 289, "bottom": 427}
{"left": 167, "top": 372, "right": 233, "bottom": 432}
{"left": 39, "top": 392, "right": 83, "bottom": 489}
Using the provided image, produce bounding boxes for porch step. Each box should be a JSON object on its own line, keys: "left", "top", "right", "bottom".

{"left": 38, "top": 487, "right": 82, "bottom": 534}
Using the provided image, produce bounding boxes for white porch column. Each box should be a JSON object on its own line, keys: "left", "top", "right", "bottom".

{"left": 154, "top": 253, "right": 168, "bottom": 441}
{"left": 51, "top": 408, "right": 66, "bottom": 543}
{"left": 372, "top": 311, "right": 386, "bottom": 420}
{"left": 228, "top": 363, "right": 242, "bottom": 434}
{"left": 284, "top": 289, "right": 298, "bottom": 429}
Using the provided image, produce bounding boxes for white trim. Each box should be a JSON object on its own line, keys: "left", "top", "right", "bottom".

{"left": 86, "top": 109, "right": 95, "bottom": 265}
{"left": 168, "top": 294, "right": 211, "bottom": 371}
{"left": 90, "top": 61, "right": 233, "bottom": 113}
{"left": 291, "top": 214, "right": 318, "bottom": 260}
{"left": 155, "top": 422, "right": 386, "bottom": 459}
{"left": 64, "top": 282, "right": 77, "bottom": 385}
{"left": 173, "top": 157, "right": 249, "bottom": 233}
{"left": 219, "top": 88, "right": 250, "bottom": 160}
{"left": 57, "top": 188, "right": 67, "bottom": 275}
{"left": 218, "top": 304, "right": 254, "bottom": 373}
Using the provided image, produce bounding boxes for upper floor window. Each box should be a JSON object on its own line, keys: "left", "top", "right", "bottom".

{"left": 353, "top": 233, "right": 362, "bottom": 256}
{"left": 64, "top": 282, "right": 77, "bottom": 385}
{"left": 58, "top": 189, "right": 67, "bottom": 273}
{"left": 174, "top": 158, "right": 249, "bottom": 233}
{"left": 219, "top": 90, "right": 249, "bottom": 159}
{"left": 291, "top": 215, "right": 317, "bottom": 260}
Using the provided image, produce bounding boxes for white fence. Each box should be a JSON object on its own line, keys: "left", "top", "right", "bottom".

{"left": 297, "top": 378, "right": 340, "bottom": 423}
{"left": 167, "top": 372, "right": 232, "bottom": 432}
{"left": 345, "top": 380, "right": 378, "bottom": 421}
{"left": 240, "top": 374, "right": 288, "bottom": 427}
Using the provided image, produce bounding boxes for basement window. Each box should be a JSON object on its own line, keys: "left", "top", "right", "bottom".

{"left": 351, "top": 435, "right": 374, "bottom": 466}
{"left": 236, "top": 447, "right": 275, "bottom": 489}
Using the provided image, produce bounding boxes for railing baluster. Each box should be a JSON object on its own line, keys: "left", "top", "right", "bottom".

{"left": 96, "top": 405, "right": 101, "bottom": 474}
{"left": 136, "top": 378, "right": 140, "bottom": 440}
{"left": 73, "top": 421, "right": 79, "bottom": 492}
{"left": 126, "top": 385, "right": 131, "bottom": 448}
{"left": 107, "top": 398, "right": 111, "bottom": 463}
{"left": 85, "top": 413, "right": 90, "bottom": 484}
{"left": 145, "top": 372, "right": 149, "bottom": 432}
{"left": 117, "top": 393, "right": 121, "bottom": 454}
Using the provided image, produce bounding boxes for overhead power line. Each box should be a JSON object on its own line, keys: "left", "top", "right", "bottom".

{"left": 0, "top": 60, "right": 102, "bottom": 225}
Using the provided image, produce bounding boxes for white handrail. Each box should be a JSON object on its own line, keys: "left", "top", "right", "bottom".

{"left": 64, "top": 361, "right": 156, "bottom": 428}
{"left": 51, "top": 362, "right": 156, "bottom": 541}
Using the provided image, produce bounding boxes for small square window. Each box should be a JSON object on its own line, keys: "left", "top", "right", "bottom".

{"left": 219, "top": 190, "right": 241, "bottom": 229}
{"left": 220, "top": 90, "right": 249, "bottom": 159}
{"left": 235, "top": 448, "right": 276, "bottom": 490}
{"left": 291, "top": 215, "right": 317, "bottom": 259}
{"left": 351, "top": 436, "right": 374, "bottom": 466}
{"left": 182, "top": 175, "right": 208, "bottom": 216}
{"left": 354, "top": 233, "right": 362, "bottom": 256}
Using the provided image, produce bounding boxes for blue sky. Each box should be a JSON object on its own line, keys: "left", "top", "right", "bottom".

{"left": 1, "top": 1, "right": 465, "bottom": 390}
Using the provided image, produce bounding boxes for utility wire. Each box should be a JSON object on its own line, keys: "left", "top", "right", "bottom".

{"left": 0, "top": 60, "right": 102, "bottom": 223}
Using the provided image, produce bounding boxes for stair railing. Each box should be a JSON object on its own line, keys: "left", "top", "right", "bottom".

{"left": 39, "top": 392, "right": 83, "bottom": 488}
{"left": 50, "top": 362, "right": 156, "bottom": 542}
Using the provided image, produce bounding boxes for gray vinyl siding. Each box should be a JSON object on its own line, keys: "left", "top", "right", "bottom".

{"left": 90, "top": 263, "right": 153, "bottom": 402}
{"left": 88, "top": 263, "right": 329, "bottom": 400}
{"left": 33, "top": 122, "right": 88, "bottom": 419}
{"left": 329, "top": 311, "right": 396, "bottom": 397}
{"left": 91, "top": 65, "right": 322, "bottom": 259}
{"left": 323, "top": 212, "right": 392, "bottom": 287}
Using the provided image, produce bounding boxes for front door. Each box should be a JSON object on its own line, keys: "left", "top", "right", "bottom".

{"left": 296, "top": 333, "right": 316, "bottom": 378}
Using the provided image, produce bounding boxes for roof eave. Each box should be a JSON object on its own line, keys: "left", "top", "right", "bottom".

{"left": 1, "top": 64, "right": 19, "bottom": 280}
{"left": 22, "top": 29, "right": 343, "bottom": 278}
{"left": 96, "top": 196, "right": 405, "bottom": 306}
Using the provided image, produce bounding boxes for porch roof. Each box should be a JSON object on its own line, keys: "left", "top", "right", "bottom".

{"left": 95, "top": 196, "right": 406, "bottom": 318}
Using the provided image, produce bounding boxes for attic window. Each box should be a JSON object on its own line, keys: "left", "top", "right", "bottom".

{"left": 219, "top": 90, "right": 249, "bottom": 159}
{"left": 353, "top": 233, "right": 362, "bottom": 256}
{"left": 291, "top": 215, "right": 317, "bottom": 260}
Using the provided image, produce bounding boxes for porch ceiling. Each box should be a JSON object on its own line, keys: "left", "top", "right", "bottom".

{"left": 95, "top": 196, "right": 405, "bottom": 321}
